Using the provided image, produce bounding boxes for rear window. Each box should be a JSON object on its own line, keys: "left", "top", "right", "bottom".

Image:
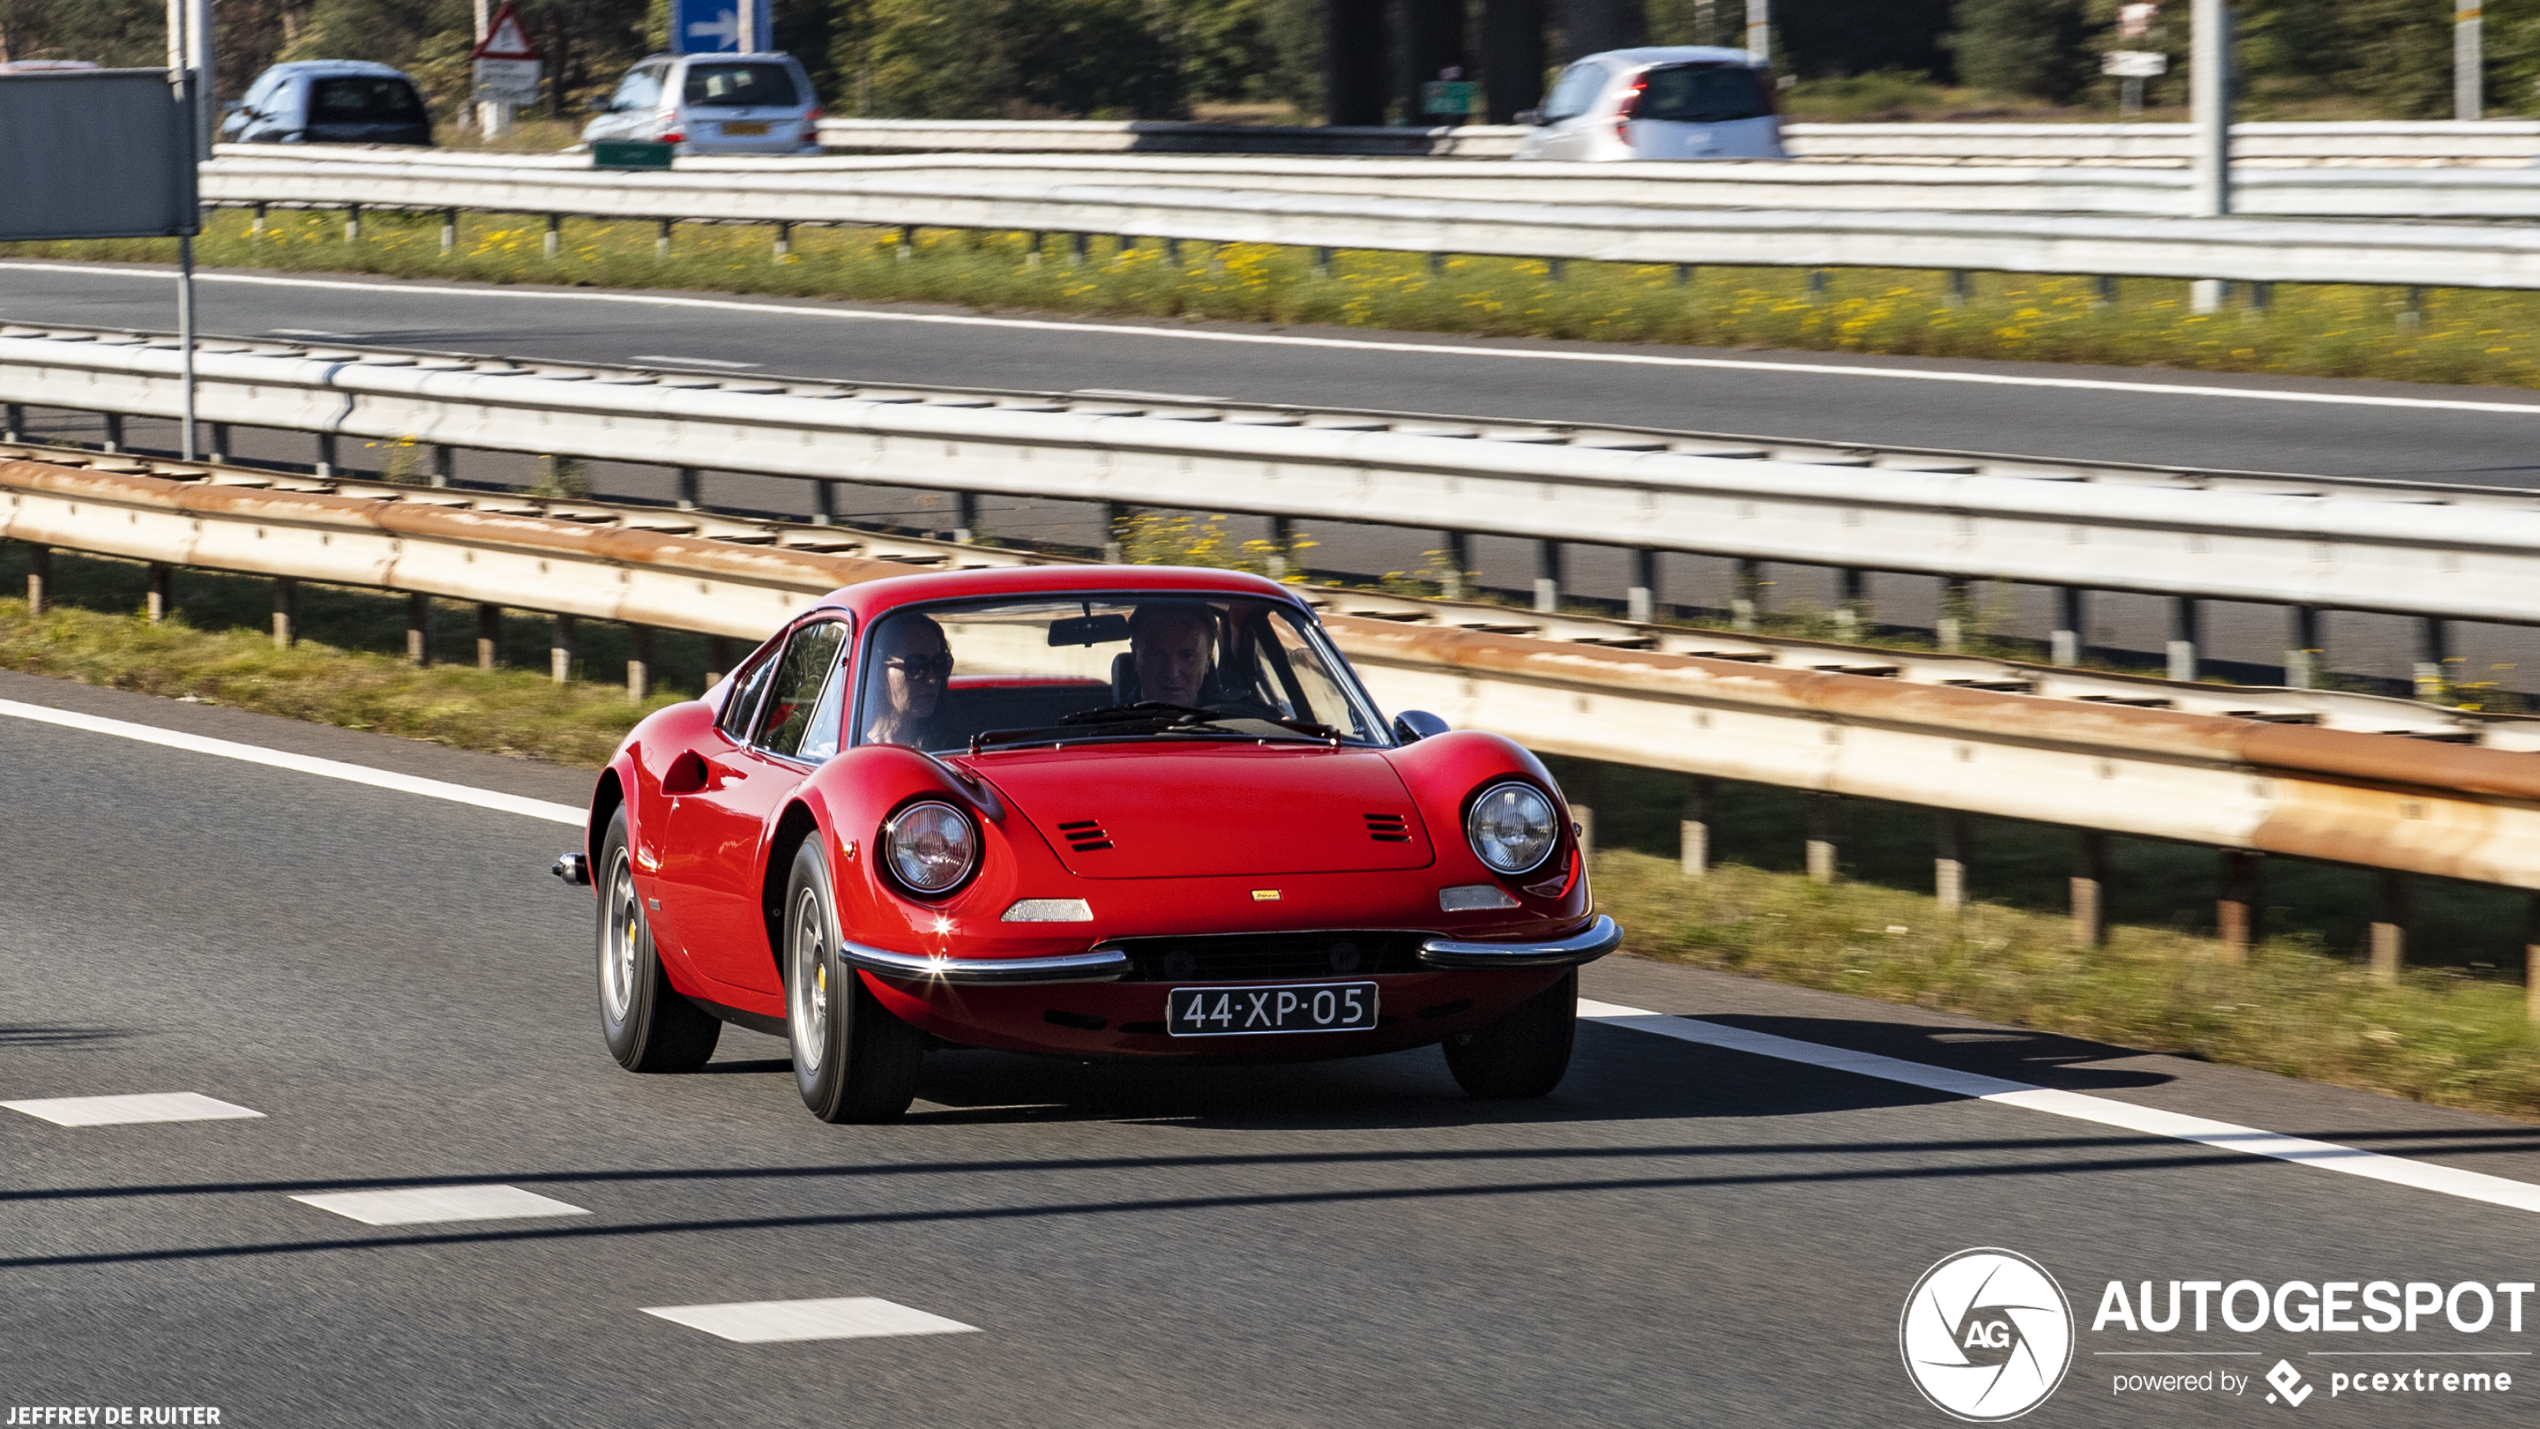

{"left": 1633, "top": 64, "right": 1772, "bottom": 124}
{"left": 682, "top": 63, "right": 799, "bottom": 108}
{"left": 309, "top": 76, "right": 425, "bottom": 123}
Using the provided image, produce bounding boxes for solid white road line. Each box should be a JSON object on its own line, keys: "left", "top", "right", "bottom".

{"left": 0, "top": 698, "right": 585, "bottom": 826}
{"left": 1580, "top": 1000, "right": 2540, "bottom": 1216}
{"left": 641, "top": 1297, "right": 981, "bottom": 1344}
{"left": 1, "top": 1092, "right": 264, "bottom": 1126}
{"left": 289, "top": 1184, "right": 592, "bottom": 1226}
{"left": 13, "top": 260, "right": 2540, "bottom": 419}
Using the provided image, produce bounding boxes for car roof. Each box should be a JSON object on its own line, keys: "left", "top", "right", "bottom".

{"left": 812, "top": 564, "right": 1302, "bottom": 623}
{"left": 634, "top": 52, "right": 802, "bottom": 65}
{"left": 1574, "top": 46, "right": 1765, "bottom": 69}
{"left": 257, "top": 60, "right": 417, "bottom": 79}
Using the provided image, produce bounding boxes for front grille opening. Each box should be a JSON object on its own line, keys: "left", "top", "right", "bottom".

{"left": 1109, "top": 931, "right": 1428, "bottom": 983}
{"left": 1363, "top": 812, "right": 1412, "bottom": 843}
{"left": 1057, "top": 818, "right": 1114, "bottom": 852}
{"left": 1043, "top": 1009, "right": 1107, "bottom": 1031}
{"left": 1418, "top": 999, "right": 1474, "bottom": 1020}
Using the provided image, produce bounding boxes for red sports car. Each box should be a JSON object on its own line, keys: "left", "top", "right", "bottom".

{"left": 559, "top": 565, "right": 1619, "bottom": 1122}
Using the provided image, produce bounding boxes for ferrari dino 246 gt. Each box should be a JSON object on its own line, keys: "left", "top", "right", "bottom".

{"left": 559, "top": 565, "right": 1620, "bottom": 1122}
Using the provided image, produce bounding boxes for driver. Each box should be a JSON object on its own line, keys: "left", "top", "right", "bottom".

{"left": 1127, "top": 601, "right": 1216, "bottom": 708}
{"left": 862, "top": 614, "right": 952, "bottom": 748}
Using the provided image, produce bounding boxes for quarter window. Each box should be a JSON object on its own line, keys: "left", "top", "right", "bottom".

{"left": 756, "top": 621, "right": 849, "bottom": 759}
{"left": 610, "top": 64, "right": 666, "bottom": 112}
{"left": 713, "top": 643, "right": 781, "bottom": 742}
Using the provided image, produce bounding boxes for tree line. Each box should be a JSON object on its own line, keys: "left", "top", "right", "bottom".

{"left": 0, "top": 1, "right": 2530, "bottom": 122}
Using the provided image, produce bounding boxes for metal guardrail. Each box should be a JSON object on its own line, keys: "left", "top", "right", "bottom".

{"left": 810, "top": 117, "right": 2540, "bottom": 168}
{"left": 5, "top": 325, "right": 2538, "bottom": 642}
{"left": 191, "top": 149, "right": 2540, "bottom": 290}
{"left": 9, "top": 448, "right": 2540, "bottom": 917}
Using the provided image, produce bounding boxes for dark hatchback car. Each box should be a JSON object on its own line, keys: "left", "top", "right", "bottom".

{"left": 222, "top": 60, "right": 432, "bottom": 146}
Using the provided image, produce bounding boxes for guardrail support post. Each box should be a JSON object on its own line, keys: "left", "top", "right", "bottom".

{"left": 1070, "top": 232, "right": 1089, "bottom": 266}
{"left": 405, "top": 593, "right": 431, "bottom": 666}
{"left": 1441, "top": 531, "right": 1470, "bottom": 601}
{"left": 2168, "top": 597, "right": 2201, "bottom": 681}
{"left": 1835, "top": 567, "right": 1866, "bottom": 639}
{"left": 1937, "top": 577, "right": 1970, "bottom": 652}
{"left": 1264, "top": 516, "right": 1295, "bottom": 579}
{"left": 895, "top": 226, "right": 914, "bottom": 260}
{"left": 477, "top": 604, "right": 502, "bottom": 671}
{"left": 550, "top": 613, "right": 577, "bottom": 684}
{"left": 1024, "top": 231, "right": 1043, "bottom": 270}
{"left": 1312, "top": 246, "right": 1334, "bottom": 278}
{"left": 2248, "top": 282, "right": 2272, "bottom": 313}
{"left": 1936, "top": 812, "right": 1971, "bottom": 913}
{"left": 1945, "top": 270, "right": 1970, "bottom": 307}
{"left": 441, "top": 209, "right": 458, "bottom": 255}
{"left": 1573, "top": 803, "right": 1595, "bottom": 865}
{"left": 2401, "top": 286, "right": 2425, "bottom": 330}
{"left": 344, "top": 205, "right": 361, "bottom": 243}
{"left": 773, "top": 223, "right": 792, "bottom": 262}
{"left": 2053, "top": 587, "right": 2085, "bottom": 666}
{"left": 707, "top": 636, "right": 734, "bottom": 688}
{"left": 2217, "top": 849, "right": 2261, "bottom": 960}
{"left": 628, "top": 626, "right": 653, "bottom": 704}
{"left": 1533, "top": 540, "right": 1562, "bottom": 614}
{"left": 1547, "top": 257, "right": 1566, "bottom": 282}
{"left": 2414, "top": 617, "right": 2450, "bottom": 701}
{"left": 1427, "top": 251, "right": 1447, "bottom": 277}
{"left": 146, "top": 563, "right": 172, "bottom": 623}
{"left": 1628, "top": 549, "right": 1658, "bottom": 624}
{"left": 208, "top": 423, "right": 231, "bottom": 463}
{"left": 1681, "top": 779, "right": 1711, "bottom": 878}
{"left": 2370, "top": 871, "right": 2411, "bottom": 982}
{"left": 656, "top": 219, "right": 673, "bottom": 259}
{"left": 101, "top": 413, "right": 124, "bottom": 453}
{"left": 313, "top": 432, "right": 336, "bottom": 479}
{"left": 251, "top": 202, "right": 266, "bottom": 239}
{"left": 2094, "top": 275, "right": 2118, "bottom": 308}
{"left": 2191, "top": 279, "right": 2225, "bottom": 314}
{"left": 806, "top": 479, "right": 836, "bottom": 527}
{"left": 953, "top": 491, "right": 979, "bottom": 543}
{"left": 430, "top": 445, "right": 454, "bottom": 488}
{"left": 2286, "top": 605, "right": 2322, "bottom": 688}
{"left": 544, "top": 214, "right": 562, "bottom": 262}
{"left": 4, "top": 405, "right": 22, "bottom": 443}
{"left": 25, "top": 543, "right": 49, "bottom": 615}
{"left": 1731, "top": 559, "right": 1764, "bottom": 632}
{"left": 2071, "top": 831, "right": 2110, "bottom": 948}
{"left": 1806, "top": 269, "right": 1829, "bottom": 303}
{"left": 271, "top": 577, "right": 297, "bottom": 649}
{"left": 1102, "top": 502, "right": 1127, "bottom": 563}
{"left": 1674, "top": 263, "right": 1696, "bottom": 287}
{"left": 675, "top": 467, "right": 701, "bottom": 511}
{"left": 1165, "top": 238, "right": 1183, "bottom": 267}
{"left": 1807, "top": 794, "right": 1841, "bottom": 883}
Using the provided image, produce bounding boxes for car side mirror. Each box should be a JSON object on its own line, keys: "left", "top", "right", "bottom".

{"left": 1391, "top": 710, "right": 1450, "bottom": 743}
{"left": 586, "top": 97, "right": 613, "bottom": 113}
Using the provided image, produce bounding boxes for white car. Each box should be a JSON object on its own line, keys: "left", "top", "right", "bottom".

{"left": 1513, "top": 47, "right": 1785, "bottom": 162}
{"left": 581, "top": 51, "right": 820, "bottom": 157}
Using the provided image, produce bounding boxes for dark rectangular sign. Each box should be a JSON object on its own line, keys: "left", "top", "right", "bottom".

{"left": 0, "top": 69, "right": 198, "bottom": 241}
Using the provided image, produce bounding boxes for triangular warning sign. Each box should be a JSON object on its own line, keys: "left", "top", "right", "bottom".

{"left": 472, "top": 1, "right": 541, "bottom": 60}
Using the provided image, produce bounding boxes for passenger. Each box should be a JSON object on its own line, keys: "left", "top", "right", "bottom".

{"left": 862, "top": 614, "right": 952, "bottom": 747}
{"left": 1127, "top": 601, "right": 1217, "bottom": 708}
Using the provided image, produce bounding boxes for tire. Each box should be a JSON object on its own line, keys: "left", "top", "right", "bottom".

{"left": 783, "top": 838, "right": 924, "bottom": 1123}
{"left": 1442, "top": 968, "right": 1578, "bottom": 1099}
{"left": 597, "top": 807, "right": 721, "bottom": 1073}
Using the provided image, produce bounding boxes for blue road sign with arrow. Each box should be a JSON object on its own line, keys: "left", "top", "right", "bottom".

{"left": 671, "top": 0, "right": 772, "bottom": 54}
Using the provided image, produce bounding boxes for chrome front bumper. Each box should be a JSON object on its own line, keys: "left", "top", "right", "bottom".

{"left": 1417, "top": 914, "right": 1622, "bottom": 970}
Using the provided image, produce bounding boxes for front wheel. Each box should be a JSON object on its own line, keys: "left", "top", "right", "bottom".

{"left": 1442, "top": 969, "right": 1578, "bottom": 1099}
{"left": 784, "top": 839, "right": 924, "bottom": 1123}
{"left": 597, "top": 807, "right": 721, "bottom": 1073}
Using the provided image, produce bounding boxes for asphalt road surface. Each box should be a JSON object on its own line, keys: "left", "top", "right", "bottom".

{"left": 5, "top": 668, "right": 2539, "bottom": 1427}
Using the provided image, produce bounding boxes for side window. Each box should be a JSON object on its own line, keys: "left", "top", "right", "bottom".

{"left": 1541, "top": 62, "right": 1608, "bottom": 122}
{"left": 613, "top": 64, "right": 664, "bottom": 111}
{"left": 756, "top": 621, "right": 849, "bottom": 759}
{"left": 713, "top": 642, "right": 782, "bottom": 742}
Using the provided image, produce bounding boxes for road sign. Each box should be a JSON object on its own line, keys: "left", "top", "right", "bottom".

{"left": 2102, "top": 50, "right": 2170, "bottom": 77}
{"left": 672, "top": 0, "right": 772, "bottom": 54}
{"left": 1420, "top": 80, "right": 1478, "bottom": 118}
{"left": 472, "top": 0, "right": 542, "bottom": 104}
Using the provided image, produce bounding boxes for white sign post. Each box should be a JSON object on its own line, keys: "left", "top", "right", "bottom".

{"left": 471, "top": 0, "right": 541, "bottom": 140}
{"left": 2103, "top": 49, "right": 2168, "bottom": 117}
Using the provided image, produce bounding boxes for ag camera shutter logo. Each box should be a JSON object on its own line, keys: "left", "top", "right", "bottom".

{"left": 1901, "top": 1248, "right": 2076, "bottom": 1421}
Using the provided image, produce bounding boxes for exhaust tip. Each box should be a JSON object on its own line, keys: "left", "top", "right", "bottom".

{"left": 550, "top": 851, "right": 591, "bottom": 886}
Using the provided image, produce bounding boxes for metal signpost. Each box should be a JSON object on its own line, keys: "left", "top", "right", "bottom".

{"left": 2190, "top": 0, "right": 2233, "bottom": 311}
{"left": 0, "top": 68, "right": 201, "bottom": 456}
{"left": 2458, "top": 4, "right": 2484, "bottom": 122}
{"left": 672, "top": 0, "right": 774, "bottom": 54}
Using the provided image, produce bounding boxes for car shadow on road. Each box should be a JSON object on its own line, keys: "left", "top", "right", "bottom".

{"left": 0, "top": 1024, "right": 135, "bottom": 1048}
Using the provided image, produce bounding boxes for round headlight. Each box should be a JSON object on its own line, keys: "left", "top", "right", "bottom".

{"left": 1465, "top": 780, "right": 1559, "bottom": 876}
{"left": 883, "top": 800, "right": 978, "bottom": 895}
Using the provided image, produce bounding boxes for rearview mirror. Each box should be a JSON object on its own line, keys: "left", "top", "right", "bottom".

{"left": 1048, "top": 613, "right": 1131, "bottom": 647}
{"left": 1514, "top": 108, "right": 1545, "bottom": 126}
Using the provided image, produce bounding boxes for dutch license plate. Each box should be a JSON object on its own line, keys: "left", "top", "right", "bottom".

{"left": 1167, "top": 982, "right": 1378, "bottom": 1037}
{"left": 722, "top": 121, "right": 770, "bottom": 136}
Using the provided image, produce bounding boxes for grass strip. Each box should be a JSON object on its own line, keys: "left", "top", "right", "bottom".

{"left": 4, "top": 543, "right": 2535, "bottom": 1122}
{"left": 9, "top": 208, "right": 2539, "bottom": 390}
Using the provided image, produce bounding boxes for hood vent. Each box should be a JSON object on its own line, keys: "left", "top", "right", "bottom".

{"left": 1057, "top": 819, "right": 1113, "bottom": 852}
{"left": 1364, "top": 813, "right": 1412, "bottom": 843}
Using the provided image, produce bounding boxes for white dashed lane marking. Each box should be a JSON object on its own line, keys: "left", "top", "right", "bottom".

{"left": 289, "top": 1185, "right": 593, "bottom": 1226}
{"left": 1580, "top": 1000, "right": 2540, "bottom": 1216}
{"left": 2, "top": 1092, "right": 265, "bottom": 1126}
{"left": 642, "top": 1297, "right": 981, "bottom": 1343}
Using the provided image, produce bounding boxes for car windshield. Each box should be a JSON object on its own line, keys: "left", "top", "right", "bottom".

{"left": 683, "top": 62, "right": 799, "bottom": 107}
{"left": 1633, "top": 63, "right": 1771, "bottom": 123}
{"left": 1541, "top": 62, "right": 1608, "bottom": 121}
{"left": 310, "top": 76, "right": 424, "bottom": 122}
{"left": 853, "top": 594, "right": 1384, "bottom": 754}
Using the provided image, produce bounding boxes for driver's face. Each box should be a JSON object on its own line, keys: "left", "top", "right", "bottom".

{"left": 880, "top": 628, "right": 949, "bottom": 718}
{"left": 1134, "top": 623, "right": 1211, "bottom": 707}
